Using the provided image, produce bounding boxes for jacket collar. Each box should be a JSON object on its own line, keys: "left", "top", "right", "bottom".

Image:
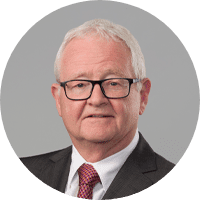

{"left": 43, "top": 146, "right": 72, "bottom": 192}
{"left": 102, "top": 132, "right": 157, "bottom": 199}
{"left": 46, "top": 132, "right": 157, "bottom": 197}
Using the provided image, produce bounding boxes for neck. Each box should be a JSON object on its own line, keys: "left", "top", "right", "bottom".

{"left": 71, "top": 129, "right": 136, "bottom": 163}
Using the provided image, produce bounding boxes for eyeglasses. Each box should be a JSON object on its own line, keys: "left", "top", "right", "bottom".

{"left": 60, "top": 78, "right": 141, "bottom": 100}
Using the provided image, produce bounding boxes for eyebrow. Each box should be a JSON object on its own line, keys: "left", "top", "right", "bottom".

{"left": 71, "top": 68, "right": 125, "bottom": 80}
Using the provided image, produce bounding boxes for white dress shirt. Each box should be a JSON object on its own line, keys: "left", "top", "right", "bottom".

{"left": 65, "top": 129, "right": 139, "bottom": 200}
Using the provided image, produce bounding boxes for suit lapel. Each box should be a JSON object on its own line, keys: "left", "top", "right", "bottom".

{"left": 102, "top": 133, "right": 157, "bottom": 199}
{"left": 40, "top": 146, "right": 72, "bottom": 193}
{"left": 40, "top": 133, "right": 157, "bottom": 197}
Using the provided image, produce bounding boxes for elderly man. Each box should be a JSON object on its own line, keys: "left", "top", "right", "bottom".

{"left": 21, "top": 19, "right": 174, "bottom": 199}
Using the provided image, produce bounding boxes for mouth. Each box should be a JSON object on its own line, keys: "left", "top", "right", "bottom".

{"left": 86, "top": 115, "right": 114, "bottom": 118}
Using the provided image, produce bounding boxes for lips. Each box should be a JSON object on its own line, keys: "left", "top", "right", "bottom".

{"left": 89, "top": 115, "right": 112, "bottom": 118}
{"left": 85, "top": 114, "right": 114, "bottom": 118}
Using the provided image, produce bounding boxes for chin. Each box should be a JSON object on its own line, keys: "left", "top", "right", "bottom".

{"left": 80, "top": 127, "right": 116, "bottom": 143}
{"left": 88, "top": 138, "right": 111, "bottom": 144}
{"left": 95, "top": 140, "right": 110, "bottom": 144}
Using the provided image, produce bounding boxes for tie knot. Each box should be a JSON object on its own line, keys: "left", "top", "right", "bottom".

{"left": 78, "top": 163, "right": 100, "bottom": 187}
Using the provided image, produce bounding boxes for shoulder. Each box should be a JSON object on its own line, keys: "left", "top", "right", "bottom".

{"left": 144, "top": 153, "right": 175, "bottom": 183}
{"left": 154, "top": 153, "right": 176, "bottom": 182}
{"left": 20, "top": 146, "right": 72, "bottom": 177}
{"left": 133, "top": 132, "right": 175, "bottom": 183}
{"left": 155, "top": 153, "right": 175, "bottom": 171}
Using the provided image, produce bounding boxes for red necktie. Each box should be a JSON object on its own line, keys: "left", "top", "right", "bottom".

{"left": 77, "top": 163, "right": 101, "bottom": 199}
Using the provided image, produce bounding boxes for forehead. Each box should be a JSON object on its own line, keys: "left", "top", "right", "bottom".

{"left": 60, "top": 36, "right": 133, "bottom": 80}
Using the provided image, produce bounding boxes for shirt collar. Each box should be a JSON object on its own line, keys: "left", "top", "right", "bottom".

{"left": 67, "top": 128, "right": 139, "bottom": 192}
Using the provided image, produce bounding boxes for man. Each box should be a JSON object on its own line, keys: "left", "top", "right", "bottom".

{"left": 20, "top": 19, "right": 174, "bottom": 199}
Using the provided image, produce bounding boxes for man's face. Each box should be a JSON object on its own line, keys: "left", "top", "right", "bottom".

{"left": 52, "top": 36, "right": 148, "bottom": 145}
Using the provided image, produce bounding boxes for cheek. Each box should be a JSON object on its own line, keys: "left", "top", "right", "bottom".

{"left": 111, "top": 100, "right": 131, "bottom": 126}
{"left": 60, "top": 98, "right": 86, "bottom": 127}
{"left": 112, "top": 96, "right": 140, "bottom": 128}
{"left": 127, "top": 95, "right": 141, "bottom": 122}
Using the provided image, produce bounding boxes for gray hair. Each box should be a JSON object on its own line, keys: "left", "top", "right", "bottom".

{"left": 54, "top": 19, "right": 146, "bottom": 91}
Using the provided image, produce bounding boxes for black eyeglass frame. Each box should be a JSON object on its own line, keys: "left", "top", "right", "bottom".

{"left": 60, "top": 78, "right": 141, "bottom": 101}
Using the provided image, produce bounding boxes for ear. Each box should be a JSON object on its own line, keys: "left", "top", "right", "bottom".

{"left": 51, "top": 83, "right": 62, "bottom": 117}
{"left": 139, "top": 78, "right": 151, "bottom": 115}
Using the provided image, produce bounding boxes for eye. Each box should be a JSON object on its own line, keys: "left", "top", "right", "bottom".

{"left": 110, "top": 82, "right": 118, "bottom": 86}
{"left": 76, "top": 83, "right": 84, "bottom": 88}
{"left": 110, "top": 82, "right": 117, "bottom": 86}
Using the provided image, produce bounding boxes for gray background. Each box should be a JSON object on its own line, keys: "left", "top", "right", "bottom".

{"left": 1, "top": 1, "right": 199, "bottom": 164}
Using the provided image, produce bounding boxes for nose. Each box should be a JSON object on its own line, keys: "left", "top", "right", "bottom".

{"left": 87, "top": 84, "right": 108, "bottom": 106}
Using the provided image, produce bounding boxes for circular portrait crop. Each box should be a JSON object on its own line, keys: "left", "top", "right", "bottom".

{"left": 1, "top": 1, "right": 199, "bottom": 200}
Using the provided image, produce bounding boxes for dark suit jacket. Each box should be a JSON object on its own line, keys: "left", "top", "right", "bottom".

{"left": 20, "top": 133, "right": 174, "bottom": 199}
